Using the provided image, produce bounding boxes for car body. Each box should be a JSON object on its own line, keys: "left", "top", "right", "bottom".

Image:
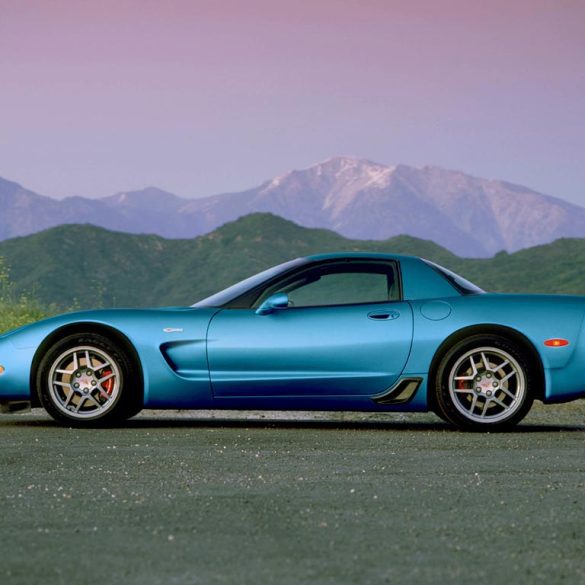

{"left": 1, "top": 252, "right": 584, "bottom": 429}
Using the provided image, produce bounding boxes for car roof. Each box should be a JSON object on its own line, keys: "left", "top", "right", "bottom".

{"left": 304, "top": 252, "right": 419, "bottom": 262}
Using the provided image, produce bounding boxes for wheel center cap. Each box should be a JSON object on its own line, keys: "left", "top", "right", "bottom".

{"left": 75, "top": 370, "right": 96, "bottom": 390}
{"left": 477, "top": 373, "right": 497, "bottom": 394}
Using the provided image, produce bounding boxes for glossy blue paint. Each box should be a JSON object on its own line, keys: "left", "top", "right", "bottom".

{"left": 2, "top": 253, "right": 585, "bottom": 415}
{"left": 420, "top": 300, "right": 452, "bottom": 321}
{"left": 0, "top": 307, "right": 219, "bottom": 408}
{"left": 207, "top": 301, "right": 413, "bottom": 397}
{"left": 399, "top": 256, "right": 460, "bottom": 300}
{"left": 256, "top": 292, "right": 290, "bottom": 315}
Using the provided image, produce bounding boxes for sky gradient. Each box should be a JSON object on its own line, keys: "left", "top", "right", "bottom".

{"left": 1, "top": 0, "right": 584, "bottom": 203}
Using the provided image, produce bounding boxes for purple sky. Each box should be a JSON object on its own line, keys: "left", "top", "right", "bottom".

{"left": 1, "top": 0, "right": 584, "bottom": 203}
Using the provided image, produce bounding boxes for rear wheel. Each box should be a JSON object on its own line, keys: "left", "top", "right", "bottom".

{"left": 434, "top": 335, "right": 534, "bottom": 430}
{"left": 37, "top": 333, "right": 141, "bottom": 426}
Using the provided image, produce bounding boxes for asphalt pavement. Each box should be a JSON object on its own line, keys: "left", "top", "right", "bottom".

{"left": 1, "top": 403, "right": 584, "bottom": 585}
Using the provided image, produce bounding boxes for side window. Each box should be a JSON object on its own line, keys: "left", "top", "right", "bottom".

{"left": 289, "top": 271, "right": 390, "bottom": 307}
{"left": 253, "top": 262, "right": 399, "bottom": 308}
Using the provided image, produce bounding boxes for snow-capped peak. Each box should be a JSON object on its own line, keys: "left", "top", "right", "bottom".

{"left": 264, "top": 156, "right": 396, "bottom": 193}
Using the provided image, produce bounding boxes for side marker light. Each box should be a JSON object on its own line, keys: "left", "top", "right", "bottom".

{"left": 544, "top": 339, "right": 569, "bottom": 347}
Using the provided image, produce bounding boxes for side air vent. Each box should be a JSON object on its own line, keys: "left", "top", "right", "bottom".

{"left": 373, "top": 378, "right": 422, "bottom": 405}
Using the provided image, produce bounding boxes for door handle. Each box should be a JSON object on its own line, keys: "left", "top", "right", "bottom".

{"left": 368, "top": 310, "right": 400, "bottom": 321}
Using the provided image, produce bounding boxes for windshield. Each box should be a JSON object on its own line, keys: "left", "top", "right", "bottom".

{"left": 423, "top": 260, "right": 485, "bottom": 295}
{"left": 192, "top": 257, "right": 308, "bottom": 307}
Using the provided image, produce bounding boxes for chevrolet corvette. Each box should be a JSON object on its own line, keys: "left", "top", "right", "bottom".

{"left": 1, "top": 252, "right": 584, "bottom": 430}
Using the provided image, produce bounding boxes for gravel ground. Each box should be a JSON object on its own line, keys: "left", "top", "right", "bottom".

{"left": 0, "top": 402, "right": 584, "bottom": 585}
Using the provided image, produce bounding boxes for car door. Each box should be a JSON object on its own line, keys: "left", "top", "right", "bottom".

{"left": 206, "top": 260, "right": 414, "bottom": 397}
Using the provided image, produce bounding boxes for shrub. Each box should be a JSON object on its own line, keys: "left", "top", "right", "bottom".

{"left": 0, "top": 257, "right": 49, "bottom": 334}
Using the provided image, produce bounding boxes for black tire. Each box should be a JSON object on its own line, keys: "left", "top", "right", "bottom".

{"left": 434, "top": 334, "right": 535, "bottom": 431}
{"left": 432, "top": 407, "right": 451, "bottom": 424}
{"left": 37, "top": 332, "right": 141, "bottom": 427}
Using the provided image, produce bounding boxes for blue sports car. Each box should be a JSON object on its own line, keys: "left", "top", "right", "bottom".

{"left": 0, "top": 252, "right": 583, "bottom": 430}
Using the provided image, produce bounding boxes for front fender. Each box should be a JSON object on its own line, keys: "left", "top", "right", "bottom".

{"left": 0, "top": 307, "right": 219, "bottom": 407}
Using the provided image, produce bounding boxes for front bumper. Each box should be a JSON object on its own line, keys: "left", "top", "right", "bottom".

{"left": 0, "top": 401, "right": 31, "bottom": 414}
{"left": 0, "top": 335, "right": 37, "bottom": 403}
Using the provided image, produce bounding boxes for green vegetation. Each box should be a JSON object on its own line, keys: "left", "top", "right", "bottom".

{"left": 0, "top": 256, "right": 48, "bottom": 333}
{"left": 0, "top": 214, "right": 458, "bottom": 310}
{"left": 1, "top": 213, "right": 585, "bottom": 333}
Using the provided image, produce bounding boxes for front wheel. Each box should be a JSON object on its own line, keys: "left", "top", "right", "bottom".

{"left": 37, "top": 332, "right": 141, "bottom": 426}
{"left": 434, "top": 335, "right": 535, "bottom": 430}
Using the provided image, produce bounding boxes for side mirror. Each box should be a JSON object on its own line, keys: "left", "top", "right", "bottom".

{"left": 256, "top": 292, "right": 289, "bottom": 315}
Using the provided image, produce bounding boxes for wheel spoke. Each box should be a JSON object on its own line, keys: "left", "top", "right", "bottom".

{"left": 92, "top": 361, "right": 111, "bottom": 372}
{"left": 492, "top": 397, "right": 507, "bottom": 408}
{"left": 494, "top": 359, "right": 509, "bottom": 372}
{"left": 87, "top": 394, "right": 103, "bottom": 409}
{"left": 64, "top": 389, "right": 77, "bottom": 407}
{"left": 454, "top": 387, "right": 474, "bottom": 394}
{"left": 75, "top": 396, "right": 86, "bottom": 413}
{"left": 448, "top": 346, "right": 526, "bottom": 424}
{"left": 499, "top": 386, "right": 515, "bottom": 399}
{"left": 99, "top": 373, "right": 115, "bottom": 384}
{"left": 48, "top": 344, "right": 123, "bottom": 419}
{"left": 500, "top": 371, "right": 516, "bottom": 384}
{"left": 53, "top": 381, "right": 71, "bottom": 388}
{"left": 469, "top": 356, "right": 478, "bottom": 376}
{"left": 98, "top": 389, "right": 111, "bottom": 401}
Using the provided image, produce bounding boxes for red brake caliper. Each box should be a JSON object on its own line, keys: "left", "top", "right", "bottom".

{"left": 101, "top": 369, "right": 115, "bottom": 394}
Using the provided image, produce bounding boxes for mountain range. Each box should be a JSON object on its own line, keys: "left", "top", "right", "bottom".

{"left": 1, "top": 213, "right": 585, "bottom": 310}
{"left": 2, "top": 157, "right": 585, "bottom": 257}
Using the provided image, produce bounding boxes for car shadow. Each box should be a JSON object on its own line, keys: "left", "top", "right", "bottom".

{"left": 128, "top": 418, "right": 585, "bottom": 433}
{"left": 1, "top": 413, "right": 584, "bottom": 433}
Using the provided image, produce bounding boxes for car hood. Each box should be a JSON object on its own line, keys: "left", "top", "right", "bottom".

{"left": 0, "top": 306, "right": 207, "bottom": 346}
